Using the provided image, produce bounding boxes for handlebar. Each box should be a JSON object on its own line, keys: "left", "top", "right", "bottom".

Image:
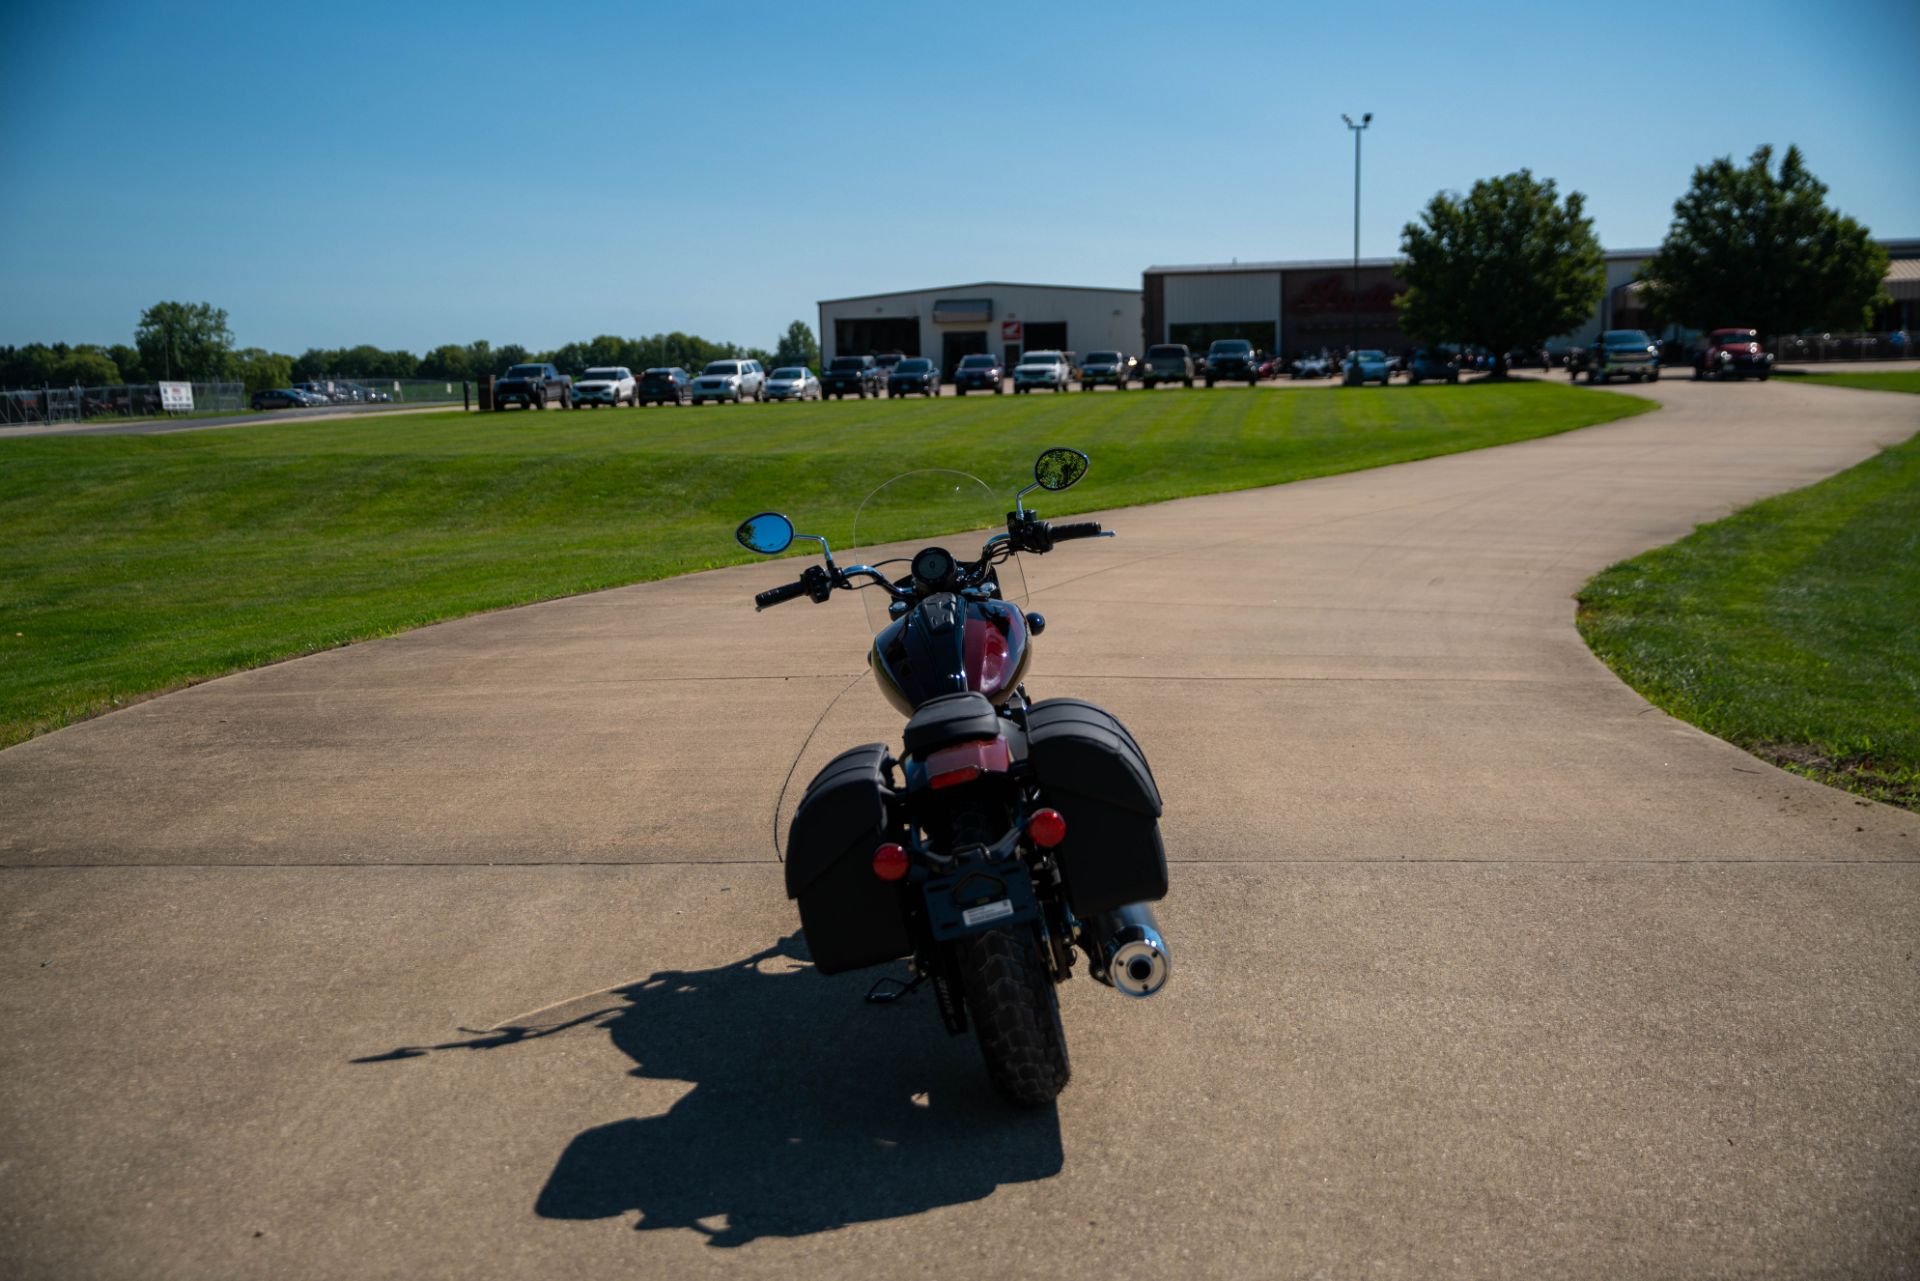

{"left": 755, "top": 580, "right": 809, "bottom": 610}
{"left": 749, "top": 517, "right": 1109, "bottom": 609}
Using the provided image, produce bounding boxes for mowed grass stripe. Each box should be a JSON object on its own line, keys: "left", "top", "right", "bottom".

{"left": 1578, "top": 427, "right": 1920, "bottom": 809}
{"left": 0, "top": 381, "right": 1651, "bottom": 748}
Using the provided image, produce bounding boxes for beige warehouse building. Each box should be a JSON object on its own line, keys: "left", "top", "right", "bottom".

{"left": 817, "top": 281, "right": 1142, "bottom": 373}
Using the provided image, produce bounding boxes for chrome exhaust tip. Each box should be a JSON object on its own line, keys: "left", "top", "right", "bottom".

{"left": 1089, "top": 903, "right": 1170, "bottom": 998}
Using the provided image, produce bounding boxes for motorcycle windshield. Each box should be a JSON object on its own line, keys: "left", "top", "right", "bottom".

{"left": 851, "top": 469, "right": 1026, "bottom": 636}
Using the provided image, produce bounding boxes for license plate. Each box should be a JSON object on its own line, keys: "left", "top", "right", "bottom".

{"left": 922, "top": 862, "right": 1039, "bottom": 941}
{"left": 961, "top": 900, "right": 1014, "bottom": 927}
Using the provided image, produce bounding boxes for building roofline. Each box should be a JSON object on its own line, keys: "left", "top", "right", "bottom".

{"left": 1144, "top": 248, "right": 1667, "bottom": 276}
{"left": 816, "top": 280, "right": 1141, "bottom": 306}
{"left": 1146, "top": 238, "right": 1918, "bottom": 278}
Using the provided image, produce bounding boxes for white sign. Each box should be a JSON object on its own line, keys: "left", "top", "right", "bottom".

{"left": 158, "top": 381, "right": 194, "bottom": 412}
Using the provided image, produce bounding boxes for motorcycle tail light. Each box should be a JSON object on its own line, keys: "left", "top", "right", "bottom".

{"left": 923, "top": 737, "right": 1011, "bottom": 790}
{"left": 1027, "top": 808, "right": 1067, "bottom": 848}
{"left": 872, "top": 843, "right": 909, "bottom": 881}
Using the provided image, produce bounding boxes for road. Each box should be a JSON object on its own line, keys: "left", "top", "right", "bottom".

{"left": 2, "top": 377, "right": 1916, "bottom": 1280}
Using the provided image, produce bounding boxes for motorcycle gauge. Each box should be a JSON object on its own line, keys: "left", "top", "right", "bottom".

{"left": 911, "top": 546, "right": 957, "bottom": 591}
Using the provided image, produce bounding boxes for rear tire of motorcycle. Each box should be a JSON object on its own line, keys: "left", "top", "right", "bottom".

{"left": 956, "top": 926, "right": 1069, "bottom": 1108}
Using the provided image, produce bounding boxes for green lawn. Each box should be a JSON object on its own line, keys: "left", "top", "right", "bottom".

{"left": 1791, "top": 369, "right": 1920, "bottom": 395}
{"left": 1578, "top": 429, "right": 1920, "bottom": 809}
{"left": 0, "top": 382, "right": 1651, "bottom": 748}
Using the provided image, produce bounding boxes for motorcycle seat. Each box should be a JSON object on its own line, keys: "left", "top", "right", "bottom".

{"left": 902, "top": 692, "right": 1004, "bottom": 757}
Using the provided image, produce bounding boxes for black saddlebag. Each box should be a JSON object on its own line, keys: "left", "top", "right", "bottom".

{"left": 785, "top": 743, "right": 913, "bottom": 975}
{"left": 1025, "top": 699, "right": 1168, "bottom": 915}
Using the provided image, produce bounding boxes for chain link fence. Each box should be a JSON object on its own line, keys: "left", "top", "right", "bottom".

{"left": 0, "top": 377, "right": 470, "bottom": 427}
{"left": 0, "top": 381, "right": 245, "bottom": 427}
{"left": 296, "top": 377, "right": 468, "bottom": 408}
{"left": 1766, "top": 332, "right": 1917, "bottom": 363}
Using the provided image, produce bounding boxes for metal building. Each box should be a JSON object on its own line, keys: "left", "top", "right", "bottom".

{"left": 1146, "top": 240, "right": 1920, "bottom": 358}
{"left": 1141, "top": 253, "right": 1663, "bottom": 358}
{"left": 817, "top": 281, "right": 1143, "bottom": 373}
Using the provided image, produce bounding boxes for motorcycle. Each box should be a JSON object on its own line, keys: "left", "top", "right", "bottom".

{"left": 734, "top": 448, "right": 1170, "bottom": 1107}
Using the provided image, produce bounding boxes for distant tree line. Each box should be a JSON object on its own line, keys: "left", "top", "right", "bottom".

{"left": 2, "top": 306, "right": 821, "bottom": 397}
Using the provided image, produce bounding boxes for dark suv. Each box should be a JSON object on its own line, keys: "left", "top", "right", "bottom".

{"left": 1078, "top": 350, "right": 1133, "bottom": 391}
{"left": 952, "top": 353, "right": 1005, "bottom": 395}
{"left": 637, "top": 367, "right": 692, "bottom": 406}
{"left": 822, "top": 355, "right": 883, "bottom": 399}
{"left": 886, "top": 357, "right": 942, "bottom": 398}
{"left": 1205, "top": 339, "right": 1259, "bottom": 386}
{"left": 1141, "top": 343, "right": 1195, "bottom": 389}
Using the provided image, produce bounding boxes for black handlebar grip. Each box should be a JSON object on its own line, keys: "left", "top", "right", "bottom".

{"left": 755, "top": 580, "right": 809, "bottom": 610}
{"left": 1049, "top": 521, "right": 1104, "bottom": 541}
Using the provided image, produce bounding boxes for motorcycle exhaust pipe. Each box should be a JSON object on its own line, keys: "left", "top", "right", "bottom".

{"left": 1087, "top": 903, "right": 1170, "bottom": 998}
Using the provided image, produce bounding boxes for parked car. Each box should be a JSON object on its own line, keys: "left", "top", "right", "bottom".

{"left": 886, "top": 357, "right": 942, "bottom": 398}
{"left": 1205, "top": 338, "right": 1260, "bottom": 386}
{"left": 1587, "top": 330, "right": 1660, "bottom": 384}
{"left": 494, "top": 362, "right": 573, "bottom": 410}
{"left": 1012, "top": 350, "right": 1070, "bottom": 393}
{"left": 1342, "top": 349, "right": 1392, "bottom": 386}
{"left": 573, "top": 366, "right": 637, "bottom": 407}
{"left": 637, "top": 367, "right": 692, "bottom": 406}
{"left": 1406, "top": 347, "right": 1460, "bottom": 385}
{"left": 691, "top": 359, "right": 766, "bottom": 404}
{"left": 874, "top": 352, "right": 906, "bottom": 374}
{"left": 764, "top": 366, "right": 820, "bottom": 401}
{"left": 1078, "top": 350, "right": 1132, "bottom": 391}
{"left": 294, "top": 381, "right": 342, "bottom": 404}
{"left": 1693, "top": 328, "right": 1773, "bottom": 381}
{"left": 821, "top": 355, "right": 883, "bottom": 399}
{"left": 952, "top": 353, "right": 1005, "bottom": 395}
{"left": 1141, "top": 343, "right": 1195, "bottom": 389}
{"left": 251, "top": 388, "right": 307, "bottom": 410}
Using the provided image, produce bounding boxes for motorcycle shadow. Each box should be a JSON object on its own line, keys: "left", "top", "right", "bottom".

{"left": 359, "top": 932, "right": 1064, "bottom": 1247}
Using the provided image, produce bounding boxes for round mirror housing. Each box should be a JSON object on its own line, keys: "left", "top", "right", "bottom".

{"left": 1034, "top": 447, "right": 1090, "bottom": 492}
{"left": 736, "top": 512, "right": 794, "bottom": 555}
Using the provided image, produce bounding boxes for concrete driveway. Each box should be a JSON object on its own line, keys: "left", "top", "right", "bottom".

{"left": 3, "top": 377, "right": 1916, "bottom": 1280}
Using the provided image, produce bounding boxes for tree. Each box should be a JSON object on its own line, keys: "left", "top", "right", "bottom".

{"left": 1395, "top": 170, "right": 1605, "bottom": 377}
{"left": 135, "top": 301, "right": 235, "bottom": 382}
{"left": 51, "top": 349, "right": 122, "bottom": 386}
{"left": 232, "top": 348, "right": 294, "bottom": 395}
{"left": 107, "top": 343, "right": 146, "bottom": 384}
{"left": 1640, "top": 145, "right": 1890, "bottom": 336}
{"left": 773, "top": 320, "right": 819, "bottom": 369}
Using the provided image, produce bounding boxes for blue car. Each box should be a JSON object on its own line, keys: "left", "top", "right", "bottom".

{"left": 1406, "top": 348, "right": 1460, "bottom": 385}
{"left": 1342, "top": 349, "right": 1392, "bottom": 386}
{"left": 251, "top": 388, "right": 310, "bottom": 410}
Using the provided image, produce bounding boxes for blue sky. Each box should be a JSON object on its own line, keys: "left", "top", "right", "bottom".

{"left": 2, "top": 0, "right": 1915, "bottom": 355}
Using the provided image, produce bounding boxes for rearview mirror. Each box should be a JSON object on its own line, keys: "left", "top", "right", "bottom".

{"left": 736, "top": 512, "right": 794, "bottom": 555}
{"left": 1034, "top": 447, "right": 1089, "bottom": 492}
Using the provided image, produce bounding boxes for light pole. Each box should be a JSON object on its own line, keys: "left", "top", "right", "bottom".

{"left": 1341, "top": 112, "right": 1372, "bottom": 354}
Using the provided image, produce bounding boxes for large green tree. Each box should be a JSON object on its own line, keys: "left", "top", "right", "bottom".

{"left": 773, "top": 320, "right": 819, "bottom": 369}
{"left": 1640, "top": 145, "right": 1890, "bottom": 336}
{"left": 51, "top": 349, "right": 122, "bottom": 386}
{"left": 1396, "top": 170, "right": 1605, "bottom": 377}
{"left": 135, "top": 301, "right": 234, "bottom": 382}
{"left": 232, "top": 348, "right": 295, "bottom": 395}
